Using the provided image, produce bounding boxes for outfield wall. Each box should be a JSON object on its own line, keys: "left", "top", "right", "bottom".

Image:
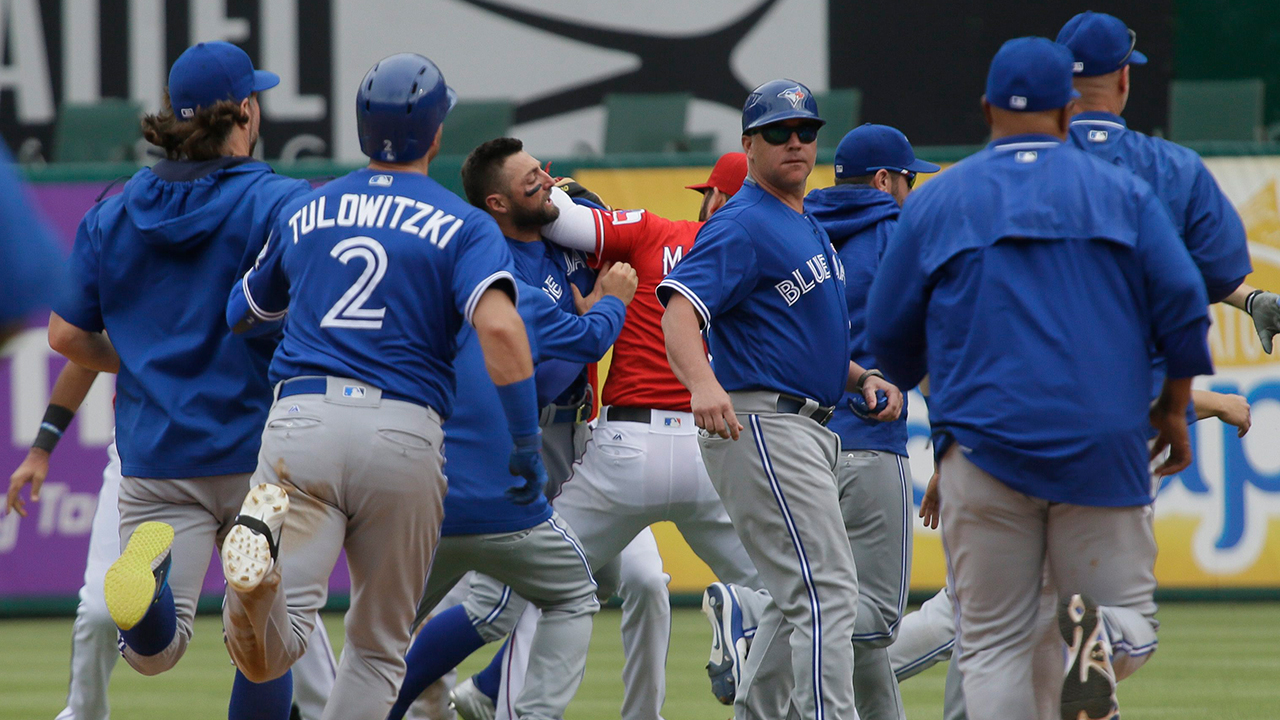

{"left": 4, "top": 146, "right": 1280, "bottom": 613}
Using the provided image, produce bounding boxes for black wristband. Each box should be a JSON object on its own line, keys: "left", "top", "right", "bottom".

{"left": 1246, "top": 289, "right": 1265, "bottom": 315}
{"left": 856, "top": 369, "right": 885, "bottom": 391}
{"left": 32, "top": 404, "right": 75, "bottom": 453}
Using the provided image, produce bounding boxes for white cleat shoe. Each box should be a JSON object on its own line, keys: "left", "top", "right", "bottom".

{"left": 222, "top": 483, "right": 289, "bottom": 593}
{"left": 449, "top": 676, "right": 496, "bottom": 720}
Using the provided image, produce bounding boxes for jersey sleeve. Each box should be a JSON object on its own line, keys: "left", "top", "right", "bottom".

{"left": 53, "top": 213, "right": 104, "bottom": 332}
{"left": 1182, "top": 161, "right": 1251, "bottom": 303}
{"left": 521, "top": 288, "right": 626, "bottom": 363}
{"left": 452, "top": 215, "right": 518, "bottom": 325}
{"left": 656, "top": 217, "right": 759, "bottom": 328}
{"left": 227, "top": 217, "right": 292, "bottom": 335}
{"left": 595, "top": 208, "right": 654, "bottom": 265}
{"left": 866, "top": 208, "right": 929, "bottom": 389}
{"left": 1137, "top": 190, "right": 1213, "bottom": 379}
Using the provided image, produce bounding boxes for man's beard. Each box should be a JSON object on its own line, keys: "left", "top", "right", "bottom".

{"left": 510, "top": 201, "right": 559, "bottom": 230}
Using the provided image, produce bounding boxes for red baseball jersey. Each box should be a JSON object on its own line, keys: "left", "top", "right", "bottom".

{"left": 588, "top": 207, "right": 702, "bottom": 411}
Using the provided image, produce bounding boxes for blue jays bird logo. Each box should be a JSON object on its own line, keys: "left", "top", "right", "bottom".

{"left": 778, "top": 86, "right": 806, "bottom": 109}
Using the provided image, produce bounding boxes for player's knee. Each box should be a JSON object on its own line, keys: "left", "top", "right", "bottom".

{"left": 121, "top": 645, "right": 182, "bottom": 676}
{"left": 618, "top": 567, "right": 670, "bottom": 612}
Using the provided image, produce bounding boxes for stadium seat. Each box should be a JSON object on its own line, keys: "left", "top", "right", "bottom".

{"left": 53, "top": 99, "right": 143, "bottom": 163}
{"left": 442, "top": 100, "right": 516, "bottom": 158}
{"left": 604, "top": 92, "right": 694, "bottom": 153}
{"left": 816, "top": 88, "right": 862, "bottom": 151}
{"left": 1169, "top": 79, "right": 1266, "bottom": 142}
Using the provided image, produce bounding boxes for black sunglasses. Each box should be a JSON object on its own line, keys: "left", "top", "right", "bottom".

{"left": 754, "top": 124, "right": 820, "bottom": 145}
{"left": 870, "top": 167, "right": 917, "bottom": 188}
{"left": 1119, "top": 28, "right": 1138, "bottom": 67}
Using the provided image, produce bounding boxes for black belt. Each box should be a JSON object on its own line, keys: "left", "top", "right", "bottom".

{"left": 603, "top": 406, "right": 653, "bottom": 423}
{"left": 776, "top": 394, "right": 835, "bottom": 426}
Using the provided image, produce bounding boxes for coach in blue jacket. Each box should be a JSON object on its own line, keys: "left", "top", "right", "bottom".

{"left": 867, "top": 38, "right": 1213, "bottom": 720}
{"left": 805, "top": 124, "right": 938, "bottom": 720}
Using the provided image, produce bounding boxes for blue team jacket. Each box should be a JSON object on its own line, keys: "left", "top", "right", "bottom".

{"left": 807, "top": 184, "right": 910, "bottom": 456}
{"left": 441, "top": 280, "right": 625, "bottom": 536}
{"left": 57, "top": 158, "right": 310, "bottom": 478}
{"left": 867, "top": 135, "right": 1213, "bottom": 507}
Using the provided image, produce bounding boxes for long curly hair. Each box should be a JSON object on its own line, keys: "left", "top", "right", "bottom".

{"left": 141, "top": 90, "right": 249, "bottom": 161}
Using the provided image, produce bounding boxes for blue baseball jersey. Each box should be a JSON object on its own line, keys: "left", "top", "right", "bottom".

{"left": 442, "top": 279, "right": 625, "bottom": 535}
{"left": 657, "top": 180, "right": 851, "bottom": 406}
{"left": 505, "top": 237, "right": 595, "bottom": 406}
{"left": 58, "top": 158, "right": 310, "bottom": 478}
{"left": 0, "top": 141, "right": 64, "bottom": 329}
{"left": 867, "top": 135, "right": 1213, "bottom": 507}
{"left": 230, "top": 168, "right": 516, "bottom": 419}
{"left": 806, "top": 184, "right": 909, "bottom": 455}
{"left": 1068, "top": 111, "right": 1251, "bottom": 302}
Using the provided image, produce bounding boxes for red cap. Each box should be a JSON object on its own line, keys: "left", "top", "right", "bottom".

{"left": 686, "top": 152, "right": 747, "bottom": 196}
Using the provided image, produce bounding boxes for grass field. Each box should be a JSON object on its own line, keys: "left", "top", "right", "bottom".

{"left": 2, "top": 603, "right": 1277, "bottom": 719}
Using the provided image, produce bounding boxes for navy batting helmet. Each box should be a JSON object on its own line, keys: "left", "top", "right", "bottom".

{"left": 357, "top": 53, "right": 457, "bottom": 163}
{"left": 741, "top": 79, "right": 825, "bottom": 133}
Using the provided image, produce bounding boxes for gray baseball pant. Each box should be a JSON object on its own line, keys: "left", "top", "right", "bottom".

{"left": 413, "top": 514, "right": 600, "bottom": 720}
{"left": 731, "top": 450, "right": 912, "bottom": 720}
{"left": 702, "top": 391, "right": 858, "bottom": 720}
{"left": 116, "top": 472, "right": 251, "bottom": 674}
{"left": 222, "top": 383, "right": 446, "bottom": 720}
{"left": 940, "top": 449, "right": 1158, "bottom": 720}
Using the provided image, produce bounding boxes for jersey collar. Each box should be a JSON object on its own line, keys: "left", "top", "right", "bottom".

{"left": 1069, "top": 110, "right": 1127, "bottom": 130}
{"left": 986, "top": 133, "right": 1064, "bottom": 152}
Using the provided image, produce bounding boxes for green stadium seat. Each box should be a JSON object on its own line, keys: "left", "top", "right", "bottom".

{"left": 816, "top": 88, "right": 862, "bottom": 150}
{"left": 53, "top": 99, "right": 143, "bottom": 163}
{"left": 1169, "top": 79, "right": 1266, "bottom": 142}
{"left": 604, "top": 92, "right": 693, "bottom": 153}
{"left": 441, "top": 100, "right": 515, "bottom": 158}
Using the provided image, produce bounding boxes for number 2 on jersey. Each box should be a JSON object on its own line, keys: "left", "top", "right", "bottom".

{"left": 320, "top": 236, "right": 388, "bottom": 329}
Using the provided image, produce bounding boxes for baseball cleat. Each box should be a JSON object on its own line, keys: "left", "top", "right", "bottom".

{"left": 703, "top": 582, "right": 747, "bottom": 705}
{"left": 222, "top": 483, "right": 289, "bottom": 593}
{"left": 1059, "top": 593, "right": 1119, "bottom": 720}
{"left": 449, "top": 676, "right": 496, "bottom": 720}
{"left": 104, "top": 521, "right": 174, "bottom": 630}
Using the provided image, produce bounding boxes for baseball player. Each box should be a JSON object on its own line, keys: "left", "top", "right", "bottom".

{"left": 660, "top": 79, "right": 900, "bottom": 720}
{"left": 47, "top": 41, "right": 313, "bottom": 718}
{"left": 387, "top": 140, "right": 644, "bottom": 720}
{"left": 889, "top": 17, "right": 1278, "bottom": 720}
{"left": 0, "top": 138, "right": 63, "bottom": 348}
{"left": 219, "top": 53, "right": 544, "bottom": 720}
{"left": 798, "top": 123, "right": 937, "bottom": 720}
{"left": 392, "top": 139, "right": 673, "bottom": 720}
{"left": 5, "top": 362, "right": 338, "bottom": 720}
{"left": 478, "top": 153, "right": 769, "bottom": 718}
{"left": 867, "top": 37, "right": 1213, "bottom": 720}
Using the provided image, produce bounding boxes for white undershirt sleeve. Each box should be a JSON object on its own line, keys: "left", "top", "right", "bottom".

{"left": 542, "top": 186, "right": 601, "bottom": 253}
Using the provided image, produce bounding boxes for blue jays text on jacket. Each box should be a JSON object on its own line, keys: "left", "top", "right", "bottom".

{"left": 58, "top": 157, "right": 310, "bottom": 478}
{"left": 807, "top": 183, "right": 909, "bottom": 455}
{"left": 228, "top": 168, "right": 517, "bottom": 420}
{"left": 442, "top": 278, "right": 626, "bottom": 536}
{"left": 866, "top": 136, "right": 1213, "bottom": 508}
{"left": 505, "top": 236, "right": 597, "bottom": 407}
{"left": 657, "top": 179, "right": 852, "bottom": 407}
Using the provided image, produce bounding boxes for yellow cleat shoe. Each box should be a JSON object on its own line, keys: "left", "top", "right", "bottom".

{"left": 104, "top": 521, "right": 175, "bottom": 631}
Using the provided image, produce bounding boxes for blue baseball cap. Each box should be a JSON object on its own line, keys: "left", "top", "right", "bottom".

{"left": 168, "top": 41, "right": 279, "bottom": 121}
{"left": 985, "top": 37, "right": 1081, "bottom": 113}
{"left": 742, "top": 79, "right": 825, "bottom": 132}
{"left": 1056, "top": 12, "right": 1147, "bottom": 77}
{"left": 834, "top": 124, "right": 940, "bottom": 179}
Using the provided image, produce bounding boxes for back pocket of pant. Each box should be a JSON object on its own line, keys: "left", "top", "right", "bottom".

{"left": 376, "top": 427, "right": 433, "bottom": 451}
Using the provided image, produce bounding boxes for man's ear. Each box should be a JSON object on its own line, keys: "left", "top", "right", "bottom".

{"left": 874, "top": 169, "right": 892, "bottom": 193}
{"left": 980, "top": 95, "right": 994, "bottom": 129}
{"left": 239, "top": 96, "right": 253, "bottom": 125}
{"left": 484, "top": 193, "right": 508, "bottom": 216}
{"left": 741, "top": 133, "right": 752, "bottom": 154}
